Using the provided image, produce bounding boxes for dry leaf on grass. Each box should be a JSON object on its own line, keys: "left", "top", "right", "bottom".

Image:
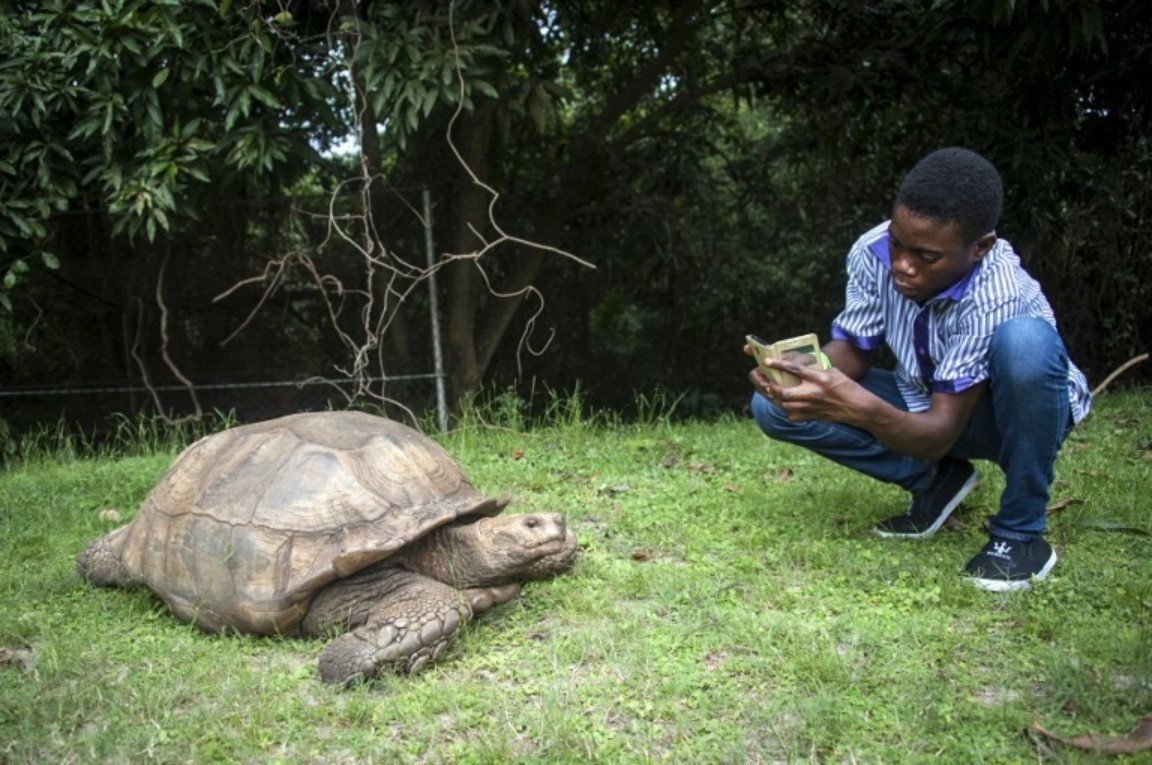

{"left": 0, "top": 645, "right": 35, "bottom": 673}
{"left": 1030, "top": 715, "right": 1152, "bottom": 755}
{"left": 1045, "top": 497, "right": 1084, "bottom": 514}
{"left": 1077, "top": 518, "right": 1150, "bottom": 536}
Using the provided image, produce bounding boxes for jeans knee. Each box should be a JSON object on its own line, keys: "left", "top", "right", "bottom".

{"left": 991, "top": 317, "right": 1066, "bottom": 385}
{"left": 750, "top": 392, "right": 790, "bottom": 438}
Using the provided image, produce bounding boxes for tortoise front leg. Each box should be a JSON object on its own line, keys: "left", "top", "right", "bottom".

{"left": 307, "top": 572, "right": 472, "bottom": 684}
{"left": 462, "top": 583, "right": 521, "bottom": 613}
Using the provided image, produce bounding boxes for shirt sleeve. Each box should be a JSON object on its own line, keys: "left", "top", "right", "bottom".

{"left": 831, "top": 241, "right": 886, "bottom": 351}
{"left": 931, "top": 294, "right": 1031, "bottom": 394}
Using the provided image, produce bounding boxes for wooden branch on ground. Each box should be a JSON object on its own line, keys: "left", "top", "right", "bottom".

{"left": 1091, "top": 352, "right": 1150, "bottom": 397}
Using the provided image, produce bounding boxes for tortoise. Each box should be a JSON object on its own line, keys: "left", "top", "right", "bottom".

{"left": 76, "top": 411, "right": 577, "bottom": 684}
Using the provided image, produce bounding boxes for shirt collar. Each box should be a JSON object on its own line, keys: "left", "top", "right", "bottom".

{"left": 868, "top": 231, "right": 983, "bottom": 303}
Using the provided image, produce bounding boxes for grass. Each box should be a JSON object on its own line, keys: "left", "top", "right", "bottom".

{"left": 1, "top": 388, "right": 1150, "bottom": 763}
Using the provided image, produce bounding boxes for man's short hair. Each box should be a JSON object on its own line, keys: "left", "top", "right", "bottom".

{"left": 895, "top": 148, "right": 1003, "bottom": 246}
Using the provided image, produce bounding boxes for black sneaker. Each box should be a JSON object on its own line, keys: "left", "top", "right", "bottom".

{"left": 873, "top": 458, "right": 979, "bottom": 539}
{"left": 964, "top": 536, "right": 1057, "bottom": 592}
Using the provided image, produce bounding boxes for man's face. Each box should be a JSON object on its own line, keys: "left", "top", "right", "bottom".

{"left": 887, "top": 204, "right": 995, "bottom": 303}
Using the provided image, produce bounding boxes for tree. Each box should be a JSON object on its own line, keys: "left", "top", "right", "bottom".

{"left": 2, "top": 0, "right": 1147, "bottom": 434}
{"left": 0, "top": 0, "right": 346, "bottom": 417}
{"left": 0, "top": 0, "right": 343, "bottom": 263}
{"left": 353, "top": 0, "right": 798, "bottom": 402}
{"left": 739, "top": 0, "right": 1151, "bottom": 384}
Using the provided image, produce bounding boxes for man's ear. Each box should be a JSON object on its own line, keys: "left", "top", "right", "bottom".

{"left": 972, "top": 232, "right": 997, "bottom": 261}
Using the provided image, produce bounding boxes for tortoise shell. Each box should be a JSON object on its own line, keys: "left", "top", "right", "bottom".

{"left": 104, "top": 411, "right": 503, "bottom": 634}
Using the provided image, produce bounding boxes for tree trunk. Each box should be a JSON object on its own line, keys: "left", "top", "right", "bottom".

{"left": 444, "top": 108, "right": 495, "bottom": 402}
{"left": 460, "top": 0, "right": 711, "bottom": 396}
{"left": 380, "top": 0, "right": 711, "bottom": 408}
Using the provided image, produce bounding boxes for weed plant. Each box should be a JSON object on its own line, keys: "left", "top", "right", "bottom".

{"left": 6, "top": 410, "right": 236, "bottom": 465}
{"left": 1, "top": 390, "right": 1149, "bottom": 763}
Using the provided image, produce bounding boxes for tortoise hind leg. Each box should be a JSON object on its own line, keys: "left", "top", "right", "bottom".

{"left": 311, "top": 574, "right": 473, "bottom": 684}
{"left": 76, "top": 528, "right": 136, "bottom": 587}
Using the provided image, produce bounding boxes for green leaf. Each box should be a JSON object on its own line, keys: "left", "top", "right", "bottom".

{"left": 41, "top": 251, "right": 60, "bottom": 269}
{"left": 421, "top": 87, "right": 438, "bottom": 117}
{"left": 152, "top": 68, "right": 171, "bottom": 88}
{"left": 473, "top": 80, "right": 499, "bottom": 99}
{"left": 6, "top": 212, "right": 29, "bottom": 236}
{"left": 146, "top": 98, "right": 163, "bottom": 130}
{"left": 102, "top": 100, "right": 116, "bottom": 136}
{"left": 185, "top": 166, "right": 211, "bottom": 183}
{"left": 224, "top": 100, "right": 242, "bottom": 131}
{"left": 248, "top": 85, "right": 282, "bottom": 110}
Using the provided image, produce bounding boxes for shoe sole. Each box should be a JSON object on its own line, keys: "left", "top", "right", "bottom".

{"left": 967, "top": 548, "right": 1058, "bottom": 592}
{"left": 873, "top": 470, "right": 980, "bottom": 540}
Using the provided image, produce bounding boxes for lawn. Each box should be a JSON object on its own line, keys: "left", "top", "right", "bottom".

{"left": 1, "top": 389, "right": 1149, "bottom": 763}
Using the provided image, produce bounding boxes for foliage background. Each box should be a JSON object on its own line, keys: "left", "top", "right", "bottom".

{"left": 1, "top": 0, "right": 1149, "bottom": 434}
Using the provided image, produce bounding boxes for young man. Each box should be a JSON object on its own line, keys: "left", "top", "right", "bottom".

{"left": 748, "top": 147, "right": 1092, "bottom": 591}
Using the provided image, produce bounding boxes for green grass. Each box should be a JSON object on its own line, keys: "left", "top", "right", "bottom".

{"left": 1, "top": 390, "right": 1150, "bottom": 763}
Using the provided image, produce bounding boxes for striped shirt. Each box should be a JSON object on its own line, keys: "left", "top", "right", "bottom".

{"left": 830, "top": 220, "right": 1092, "bottom": 423}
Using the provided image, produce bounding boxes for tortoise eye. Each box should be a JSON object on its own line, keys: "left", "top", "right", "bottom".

{"left": 524, "top": 518, "right": 538, "bottom": 528}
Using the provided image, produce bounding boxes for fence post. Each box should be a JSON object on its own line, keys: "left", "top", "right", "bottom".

{"left": 423, "top": 187, "right": 449, "bottom": 432}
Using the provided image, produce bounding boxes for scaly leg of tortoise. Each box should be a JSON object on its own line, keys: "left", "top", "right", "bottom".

{"left": 306, "top": 570, "right": 521, "bottom": 684}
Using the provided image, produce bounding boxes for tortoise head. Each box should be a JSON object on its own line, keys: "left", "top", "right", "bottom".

{"left": 410, "top": 512, "right": 577, "bottom": 588}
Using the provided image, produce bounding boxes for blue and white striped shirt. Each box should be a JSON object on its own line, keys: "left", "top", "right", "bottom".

{"left": 831, "top": 220, "right": 1092, "bottom": 423}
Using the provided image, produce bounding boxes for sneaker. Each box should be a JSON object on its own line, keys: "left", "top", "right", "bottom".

{"left": 964, "top": 536, "right": 1057, "bottom": 592}
{"left": 874, "top": 458, "right": 979, "bottom": 539}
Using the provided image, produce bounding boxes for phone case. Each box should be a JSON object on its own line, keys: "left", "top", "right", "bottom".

{"left": 746, "top": 333, "right": 828, "bottom": 387}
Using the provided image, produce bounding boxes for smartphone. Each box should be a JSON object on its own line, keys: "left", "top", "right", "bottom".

{"left": 745, "top": 333, "right": 775, "bottom": 369}
{"left": 745, "top": 332, "right": 828, "bottom": 387}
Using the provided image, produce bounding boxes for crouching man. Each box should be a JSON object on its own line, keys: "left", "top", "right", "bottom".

{"left": 749, "top": 147, "right": 1092, "bottom": 591}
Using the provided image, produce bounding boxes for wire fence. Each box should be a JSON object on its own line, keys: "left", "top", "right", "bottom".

{"left": 0, "top": 373, "right": 441, "bottom": 398}
{"left": 0, "top": 372, "right": 448, "bottom": 439}
{"left": 3, "top": 188, "right": 451, "bottom": 431}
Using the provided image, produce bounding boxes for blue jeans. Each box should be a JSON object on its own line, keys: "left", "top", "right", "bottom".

{"left": 750, "top": 317, "right": 1075, "bottom": 541}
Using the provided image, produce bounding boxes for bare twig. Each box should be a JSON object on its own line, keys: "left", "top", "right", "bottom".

{"left": 211, "top": 0, "right": 595, "bottom": 419}
{"left": 213, "top": 256, "right": 290, "bottom": 346}
{"left": 154, "top": 254, "right": 202, "bottom": 424}
{"left": 444, "top": 4, "right": 595, "bottom": 274}
{"left": 1091, "top": 352, "right": 1149, "bottom": 397}
{"left": 127, "top": 250, "right": 204, "bottom": 425}
{"left": 130, "top": 298, "right": 163, "bottom": 416}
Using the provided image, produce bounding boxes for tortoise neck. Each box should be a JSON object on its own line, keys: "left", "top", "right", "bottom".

{"left": 400, "top": 523, "right": 495, "bottom": 588}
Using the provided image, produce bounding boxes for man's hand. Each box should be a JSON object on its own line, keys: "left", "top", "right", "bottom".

{"left": 748, "top": 357, "right": 862, "bottom": 424}
{"left": 747, "top": 354, "right": 988, "bottom": 461}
